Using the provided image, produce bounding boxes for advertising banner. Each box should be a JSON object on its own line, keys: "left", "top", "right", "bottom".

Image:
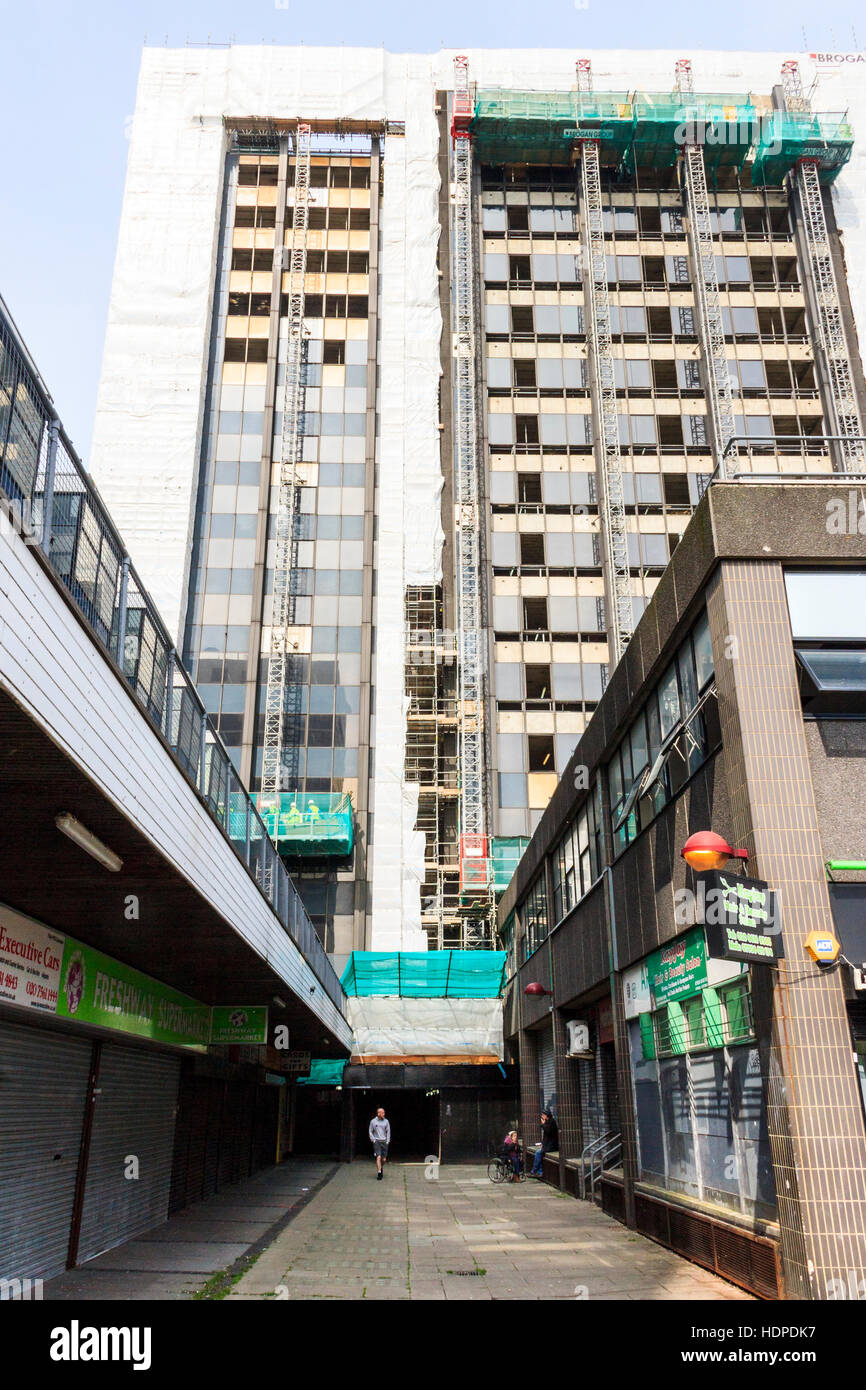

{"left": 0, "top": 907, "right": 64, "bottom": 1016}
{"left": 56, "top": 938, "right": 211, "bottom": 1047}
{"left": 210, "top": 1005, "right": 269, "bottom": 1045}
{"left": 646, "top": 928, "right": 708, "bottom": 1005}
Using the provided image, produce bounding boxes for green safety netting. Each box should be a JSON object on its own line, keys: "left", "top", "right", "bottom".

{"left": 297, "top": 1059, "right": 347, "bottom": 1086}
{"left": 253, "top": 792, "right": 354, "bottom": 858}
{"left": 491, "top": 837, "right": 529, "bottom": 895}
{"left": 751, "top": 111, "right": 853, "bottom": 186}
{"left": 471, "top": 86, "right": 853, "bottom": 186}
{"left": 341, "top": 951, "right": 507, "bottom": 998}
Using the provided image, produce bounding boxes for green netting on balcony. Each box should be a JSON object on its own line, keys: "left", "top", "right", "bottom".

{"left": 629, "top": 93, "right": 756, "bottom": 173}
{"left": 491, "top": 837, "right": 529, "bottom": 895}
{"left": 254, "top": 792, "right": 354, "bottom": 857}
{"left": 472, "top": 88, "right": 634, "bottom": 166}
{"left": 341, "top": 951, "right": 507, "bottom": 998}
{"left": 751, "top": 111, "right": 853, "bottom": 185}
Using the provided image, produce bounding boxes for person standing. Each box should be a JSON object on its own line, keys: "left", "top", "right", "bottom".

{"left": 369, "top": 1106, "right": 391, "bottom": 1180}
{"left": 530, "top": 1111, "right": 558, "bottom": 1177}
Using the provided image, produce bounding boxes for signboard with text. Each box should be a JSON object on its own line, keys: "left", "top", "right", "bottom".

{"left": 210, "top": 1006, "right": 269, "bottom": 1046}
{"left": 646, "top": 927, "right": 708, "bottom": 1005}
{"left": 0, "top": 908, "right": 64, "bottom": 1016}
{"left": 698, "top": 870, "right": 784, "bottom": 965}
{"left": 56, "top": 938, "right": 212, "bottom": 1047}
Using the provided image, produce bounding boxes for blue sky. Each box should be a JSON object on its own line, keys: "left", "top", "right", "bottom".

{"left": 1, "top": 0, "right": 863, "bottom": 458}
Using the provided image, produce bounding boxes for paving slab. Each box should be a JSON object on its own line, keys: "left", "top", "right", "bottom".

{"left": 228, "top": 1162, "right": 754, "bottom": 1302}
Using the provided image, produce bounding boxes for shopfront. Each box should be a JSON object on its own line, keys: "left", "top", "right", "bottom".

{"left": 0, "top": 902, "right": 271, "bottom": 1281}
{"left": 624, "top": 926, "right": 776, "bottom": 1222}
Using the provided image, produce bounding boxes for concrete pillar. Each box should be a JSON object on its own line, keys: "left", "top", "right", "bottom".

{"left": 707, "top": 559, "right": 866, "bottom": 1298}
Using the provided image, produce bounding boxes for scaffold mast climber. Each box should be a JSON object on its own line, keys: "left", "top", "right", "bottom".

{"left": 261, "top": 123, "right": 312, "bottom": 841}
{"left": 574, "top": 58, "right": 634, "bottom": 665}
{"left": 451, "top": 56, "right": 494, "bottom": 944}
{"left": 675, "top": 59, "right": 738, "bottom": 474}
{"left": 780, "top": 60, "right": 865, "bottom": 469}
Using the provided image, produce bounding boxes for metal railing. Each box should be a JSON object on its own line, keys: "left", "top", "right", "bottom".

{"left": 715, "top": 433, "right": 866, "bottom": 481}
{"left": 580, "top": 1129, "right": 623, "bottom": 1201}
{"left": 0, "top": 294, "right": 344, "bottom": 1014}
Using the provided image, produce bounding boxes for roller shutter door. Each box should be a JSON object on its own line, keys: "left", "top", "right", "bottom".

{"left": 0, "top": 1020, "right": 92, "bottom": 1280}
{"left": 538, "top": 1028, "right": 557, "bottom": 1114}
{"left": 76, "top": 1044, "right": 180, "bottom": 1264}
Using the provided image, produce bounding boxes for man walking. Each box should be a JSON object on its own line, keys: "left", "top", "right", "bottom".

{"left": 369, "top": 1106, "right": 391, "bottom": 1180}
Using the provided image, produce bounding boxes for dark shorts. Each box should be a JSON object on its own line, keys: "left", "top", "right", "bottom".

{"left": 373, "top": 1140, "right": 389, "bottom": 1158}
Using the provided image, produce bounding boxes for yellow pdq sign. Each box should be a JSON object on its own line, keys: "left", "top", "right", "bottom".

{"left": 804, "top": 929, "right": 841, "bottom": 964}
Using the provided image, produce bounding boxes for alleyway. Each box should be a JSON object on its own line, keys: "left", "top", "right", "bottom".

{"left": 229, "top": 1162, "right": 754, "bottom": 1301}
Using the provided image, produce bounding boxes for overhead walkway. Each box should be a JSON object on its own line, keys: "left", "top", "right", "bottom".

{"left": 0, "top": 294, "right": 351, "bottom": 1054}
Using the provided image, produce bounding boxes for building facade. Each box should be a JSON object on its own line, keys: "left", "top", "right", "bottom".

{"left": 498, "top": 480, "right": 866, "bottom": 1300}
{"left": 91, "top": 48, "right": 866, "bottom": 965}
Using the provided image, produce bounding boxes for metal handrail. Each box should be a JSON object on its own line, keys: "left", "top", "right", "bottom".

{"left": 589, "top": 1134, "right": 623, "bottom": 1203}
{"left": 0, "top": 295, "right": 345, "bottom": 1015}
{"left": 579, "top": 1128, "right": 622, "bottom": 1200}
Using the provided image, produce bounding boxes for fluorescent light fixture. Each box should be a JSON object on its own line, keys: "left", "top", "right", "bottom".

{"left": 55, "top": 814, "right": 123, "bottom": 873}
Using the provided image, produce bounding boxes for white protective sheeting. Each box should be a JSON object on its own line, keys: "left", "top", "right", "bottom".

{"left": 347, "top": 995, "right": 504, "bottom": 1059}
{"left": 92, "top": 48, "right": 866, "bottom": 954}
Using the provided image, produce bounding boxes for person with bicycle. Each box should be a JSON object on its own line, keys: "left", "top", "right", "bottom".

{"left": 502, "top": 1129, "right": 522, "bottom": 1181}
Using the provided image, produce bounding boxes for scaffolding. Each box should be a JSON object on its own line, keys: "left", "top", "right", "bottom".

{"left": 451, "top": 57, "right": 495, "bottom": 947}
{"left": 676, "top": 60, "right": 738, "bottom": 470}
{"left": 780, "top": 61, "right": 865, "bottom": 471}
{"left": 404, "top": 587, "right": 461, "bottom": 948}
{"left": 261, "top": 124, "right": 311, "bottom": 825}
{"left": 575, "top": 60, "right": 634, "bottom": 665}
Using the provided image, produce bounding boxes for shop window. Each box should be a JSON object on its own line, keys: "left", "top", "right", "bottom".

{"left": 720, "top": 978, "right": 754, "bottom": 1042}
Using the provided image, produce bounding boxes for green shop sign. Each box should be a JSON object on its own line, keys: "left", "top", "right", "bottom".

{"left": 57, "top": 938, "right": 211, "bottom": 1047}
{"left": 647, "top": 927, "right": 708, "bottom": 1005}
{"left": 210, "top": 1006, "right": 269, "bottom": 1046}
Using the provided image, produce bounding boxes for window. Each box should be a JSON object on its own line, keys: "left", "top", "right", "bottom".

{"left": 521, "top": 874, "right": 548, "bottom": 958}
{"left": 519, "top": 533, "right": 545, "bottom": 567}
{"left": 550, "top": 782, "right": 602, "bottom": 922}
{"left": 528, "top": 735, "right": 555, "bottom": 772}
{"left": 608, "top": 609, "right": 719, "bottom": 851}
{"left": 514, "top": 360, "right": 536, "bottom": 389}
{"left": 523, "top": 597, "right": 548, "bottom": 632}
{"left": 525, "top": 664, "right": 550, "bottom": 700}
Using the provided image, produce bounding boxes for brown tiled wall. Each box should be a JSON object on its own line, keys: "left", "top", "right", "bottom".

{"left": 707, "top": 560, "right": 866, "bottom": 1299}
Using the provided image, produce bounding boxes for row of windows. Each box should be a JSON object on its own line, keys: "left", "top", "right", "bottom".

{"left": 645, "top": 977, "right": 754, "bottom": 1058}
{"left": 233, "top": 205, "right": 371, "bottom": 233}
{"left": 489, "top": 469, "right": 701, "bottom": 508}
{"left": 485, "top": 304, "right": 799, "bottom": 340}
{"left": 551, "top": 782, "right": 603, "bottom": 925}
{"left": 482, "top": 202, "right": 790, "bottom": 239}
{"left": 484, "top": 253, "right": 798, "bottom": 288}
{"left": 609, "top": 610, "right": 717, "bottom": 853}
{"left": 495, "top": 658, "right": 606, "bottom": 703}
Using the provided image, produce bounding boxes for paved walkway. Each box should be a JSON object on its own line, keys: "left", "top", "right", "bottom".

{"left": 229, "top": 1162, "right": 753, "bottom": 1301}
{"left": 45, "top": 1161, "right": 337, "bottom": 1300}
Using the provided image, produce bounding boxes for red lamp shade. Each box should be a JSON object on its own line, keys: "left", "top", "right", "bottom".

{"left": 524, "top": 982, "right": 551, "bottom": 997}
{"left": 681, "top": 831, "right": 749, "bottom": 872}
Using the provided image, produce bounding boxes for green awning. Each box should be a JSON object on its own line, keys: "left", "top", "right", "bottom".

{"left": 340, "top": 951, "right": 507, "bottom": 998}
{"left": 297, "top": 1059, "right": 347, "bottom": 1086}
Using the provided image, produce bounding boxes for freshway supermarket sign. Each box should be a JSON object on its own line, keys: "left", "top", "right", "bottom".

{"left": 0, "top": 905, "right": 267, "bottom": 1048}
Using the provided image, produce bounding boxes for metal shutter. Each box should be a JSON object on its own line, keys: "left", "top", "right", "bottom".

{"left": 0, "top": 1020, "right": 92, "bottom": 1280}
{"left": 76, "top": 1044, "right": 180, "bottom": 1264}
{"left": 538, "top": 1028, "right": 557, "bottom": 1114}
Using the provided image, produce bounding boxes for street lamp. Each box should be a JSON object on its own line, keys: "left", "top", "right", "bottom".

{"left": 681, "top": 830, "right": 748, "bottom": 872}
{"left": 523, "top": 982, "right": 552, "bottom": 997}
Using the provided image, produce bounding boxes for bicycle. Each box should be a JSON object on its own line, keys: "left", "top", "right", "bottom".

{"left": 487, "top": 1152, "right": 526, "bottom": 1184}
